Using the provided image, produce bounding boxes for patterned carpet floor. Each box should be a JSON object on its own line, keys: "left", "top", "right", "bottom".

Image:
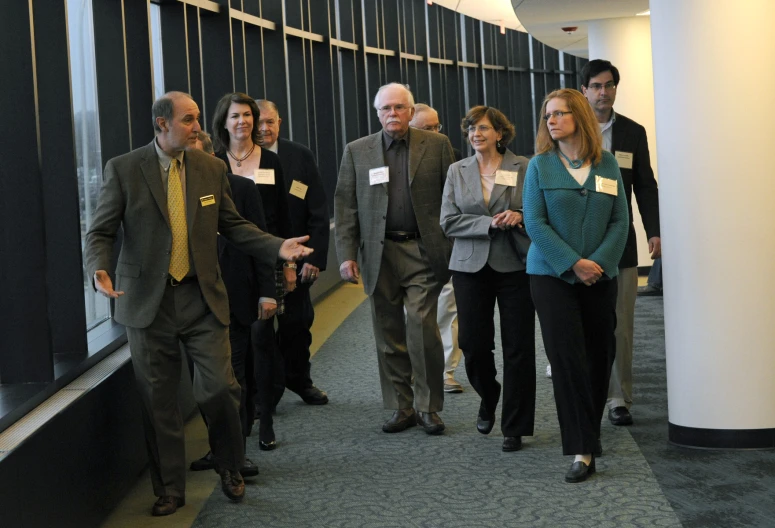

{"left": 192, "top": 294, "right": 772, "bottom": 527}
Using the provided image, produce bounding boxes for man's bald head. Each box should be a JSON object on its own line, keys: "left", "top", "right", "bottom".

{"left": 409, "top": 103, "right": 442, "bottom": 133}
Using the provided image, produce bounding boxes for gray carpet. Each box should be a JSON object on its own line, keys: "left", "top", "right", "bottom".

{"left": 190, "top": 293, "right": 727, "bottom": 527}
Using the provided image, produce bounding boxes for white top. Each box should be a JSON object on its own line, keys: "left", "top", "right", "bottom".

{"left": 566, "top": 166, "right": 591, "bottom": 186}
{"left": 480, "top": 172, "right": 496, "bottom": 206}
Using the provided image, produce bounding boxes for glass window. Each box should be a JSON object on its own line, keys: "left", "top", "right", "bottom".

{"left": 150, "top": 3, "right": 165, "bottom": 100}
{"left": 67, "top": 0, "right": 110, "bottom": 330}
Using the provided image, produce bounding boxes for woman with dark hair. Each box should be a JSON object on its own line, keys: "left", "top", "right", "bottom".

{"left": 523, "top": 89, "right": 628, "bottom": 482}
{"left": 211, "top": 92, "right": 294, "bottom": 451}
{"left": 440, "top": 106, "right": 536, "bottom": 452}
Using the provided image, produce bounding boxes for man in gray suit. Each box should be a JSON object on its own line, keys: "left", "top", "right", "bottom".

{"left": 83, "top": 91, "right": 312, "bottom": 516}
{"left": 334, "top": 83, "right": 454, "bottom": 434}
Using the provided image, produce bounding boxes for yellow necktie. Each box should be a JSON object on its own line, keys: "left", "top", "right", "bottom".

{"left": 168, "top": 158, "right": 190, "bottom": 280}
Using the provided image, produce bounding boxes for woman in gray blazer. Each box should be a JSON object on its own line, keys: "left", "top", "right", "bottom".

{"left": 440, "top": 106, "right": 536, "bottom": 452}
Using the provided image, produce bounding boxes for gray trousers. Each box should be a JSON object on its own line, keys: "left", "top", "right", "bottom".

{"left": 126, "top": 281, "right": 244, "bottom": 498}
{"left": 369, "top": 239, "right": 445, "bottom": 413}
{"left": 608, "top": 266, "right": 637, "bottom": 409}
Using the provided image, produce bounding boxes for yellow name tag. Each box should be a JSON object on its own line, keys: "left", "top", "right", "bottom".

{"left": 200, "top": 195, "right": 216, "bottom": 206}
{"left": 494, "top": 170, "right": 518, "bottom": 187}
{"left": 595, "top": 176, "right": 618, "bottom": 196}
{"left": 614, "top": 151, "right": 633, "bottom": 169}
{"left": 289, "top": 180, "right": 309, "bottom": 200}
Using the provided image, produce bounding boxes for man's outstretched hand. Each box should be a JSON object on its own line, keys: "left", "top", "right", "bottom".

{"left": 280, "top": 235, "right": 314, "bottom": 261}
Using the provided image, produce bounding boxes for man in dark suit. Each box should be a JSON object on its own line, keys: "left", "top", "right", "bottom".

{"left": 187, "top": 131, "right": 268, "bottom": 476}
{"left": 335, "top": 83, "right": 454, "bottom": 435}
{"left": 581, "top": 60, "right": 661, "bottom": 427}
{"left": 256, "top": 99, "right": 331, "bottom": 406}
{"left": 83, "top": 92, "right": 312, "bottom": 516}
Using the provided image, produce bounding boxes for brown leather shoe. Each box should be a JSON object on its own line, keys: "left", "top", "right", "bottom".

{"left": 416, "top": 411, "right": 445, "bottom": 435}
{"left": 219, "top": 469, "right": 245, "bottom": 502}
{"left": 382, "top": 409, "right": 416, "bottom": 433}
{"left": 151, "top": 495, "right": 185, "bottom": 516}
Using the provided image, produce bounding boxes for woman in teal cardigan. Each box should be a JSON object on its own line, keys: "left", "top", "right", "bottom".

{"left": 523, "top": 89, "right": 628, "bottom": 483}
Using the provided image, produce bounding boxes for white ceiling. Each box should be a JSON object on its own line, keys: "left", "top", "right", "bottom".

{"left": 433, "top": 0, "right": 650, "bottom": 58}
{"left": 510, "top": 0, "right": 650, "bottom": 57}
{"left": 430, "top": 0, "right": 525, "bottom": 31}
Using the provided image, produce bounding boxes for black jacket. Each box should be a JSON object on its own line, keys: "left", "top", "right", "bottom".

{"left": 275, "top": 138, "right": 330, "bottom": 270}
{"left": 611, "top": 113, "right": 660, "bottom": 268}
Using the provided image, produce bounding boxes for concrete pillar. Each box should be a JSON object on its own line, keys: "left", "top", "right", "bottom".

{"left": 587, "top": 16, "right": 656, "bottom": 267}
{"left": 651, "top": 0, "right": 775, "bottom": 447}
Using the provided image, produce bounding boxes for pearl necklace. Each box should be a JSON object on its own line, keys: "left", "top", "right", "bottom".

{"left": 227, "top": 143, "right": 256, "bottom": 167}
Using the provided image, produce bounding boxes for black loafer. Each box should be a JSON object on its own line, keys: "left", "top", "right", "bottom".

{"left": 297, "top": 385, "right": 329, "bottom": 405}
{"left": 502, "top": 436, "right": 523, "bottom": 452}
{"left": 190, "top": 451, "right": 214, "bottom": 471}
{"left": 382, "top": 409, "right": 416, "bottom": 433}
{"left": 416, "top": 411, "right": 446, "bottom": 435}
{"left": 259, "top": 423, "right": 277, "bottom": 451}
{"left": 241, "top": 457, "right": 259, "bottom": 477}
{"left": 476, "top": 403, "right": 496, "bottom": 435}
{"left": 152, "top": 495, "right": 185, "bottom": 516}
{"left": 565, "top": 456, "right": 596, "bottom": 483}
{"left": 608, "top": 406, "right": 633, "bottom": 426}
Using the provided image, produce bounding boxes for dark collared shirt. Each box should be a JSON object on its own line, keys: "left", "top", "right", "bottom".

{"left": 382, "top": 129, "right": 419, "bottom": 233}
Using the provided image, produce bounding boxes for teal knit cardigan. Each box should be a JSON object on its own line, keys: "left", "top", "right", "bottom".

{"left": 523, "top": 150, "right": 629, "bottom": 283}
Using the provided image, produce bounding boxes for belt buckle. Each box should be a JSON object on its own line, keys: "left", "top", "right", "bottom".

{"left": 169, "top": 277, "right": 181, "bottom": 287}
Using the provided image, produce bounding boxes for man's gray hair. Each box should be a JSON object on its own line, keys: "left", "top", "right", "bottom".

{"left": 373, "top": 83, "right": 415, "bottom": 110}
{"left": 409, "top": 103, "right": 437, "bottom": 127}
{"left": 152, "top": 91, "right": 192, "bottom": 133}
{"left": 256, "top": 99, "right": 280, "bottom": 117}
{"left": 196, "top": 131, "right": 214, "bottom": 154}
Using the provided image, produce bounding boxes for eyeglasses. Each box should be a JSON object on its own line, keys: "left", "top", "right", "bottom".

{"left": 586, "top": 81, "right": 617, "bottom": 92}
{"left": 467, "top": 125, "right": 494, "bottom": 134}
{"left": 542, "top": 110, "right": 572, "bottom": 121}
{"left": 421, "top": 124, "right": 443, "bottom": 132}
{"left": 377, "top": 104, "right": 410, "bottom": 114}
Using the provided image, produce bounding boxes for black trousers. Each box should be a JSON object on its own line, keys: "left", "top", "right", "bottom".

{"left": 277, "top": 282, "right": 315, "bottom": 393}
{"left": 252, "top": 318, "right": 285, "bottom": 428}
{"left": 454, "top": 266, "right": 536, "bottom": 437}
{"left": 530, "top": 275, "right": 617, "bottom": 455}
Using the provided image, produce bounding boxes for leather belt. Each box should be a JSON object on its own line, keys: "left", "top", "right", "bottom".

{"left": 169, "top": 275, "right": 198, "bottom": 287}
{"left": 384, "top": 231, "right": 420, "bottom": 242}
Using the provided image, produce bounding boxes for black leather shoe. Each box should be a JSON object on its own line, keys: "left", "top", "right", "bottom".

{"left": 152, "top": 495, "right": 185, "bottom": 516}
{"left": 502, "top": 436, "right": 523, "bottom": 452}
{"left": 241, "top": 457, "right": 259, "bottom": 477}
{"left": 297, "top": 385, "right": 329, "bottom": 405}
{"left": 190, "top": 451, "right": 214, "bottom": 471}
{"left": 259, "top": 423, "right": 277, "bottom": 451}
{"left": 476, "top": 403, "right": 496, "bottom": 435}
{"left": 609, "top": 406, "right": 633, "bottom": 426}
{"left": 219, "top": 469, "right": 245, "bottom": 502}
{"left": 416, "top": 411, "right": 445, "bottom": 435}
{"left": 565, "top": 456, "right": 596, "bottom": 483}
{"left": 382, "top": 409, "right": 416, "bottom": 433}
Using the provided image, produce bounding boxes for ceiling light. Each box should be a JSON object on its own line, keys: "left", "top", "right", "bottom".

{"left": 636, "top": 10, "right": 650, "bottom": 16}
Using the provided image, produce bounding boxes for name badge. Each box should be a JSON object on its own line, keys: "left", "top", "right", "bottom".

{"left": 254, "top": 168, "right": 275, "bottom": 185}
{"left": 289, "top": 180, "right": 308, "bottom": 200}
{"left": 614, "top": 151, "right": 633, "bottom": 169}
{"left": 369, "top": 166, "right": 389, "bottom": 185}
{"left": 200, "top": 194, "right": 216, "bottom": 206}
{"left": 595, "top": 175, "right": 618, "bottom": 196}
{"left": 494, "top": 170, "right": 518, "bottom": 187}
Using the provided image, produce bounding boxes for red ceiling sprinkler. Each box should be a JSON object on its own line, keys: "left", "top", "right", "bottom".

{"left": 561, "top": 26, "right": 578, "bottom": 34}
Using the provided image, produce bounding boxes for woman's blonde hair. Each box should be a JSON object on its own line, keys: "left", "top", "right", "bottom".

{"left": 535, "top": 89, "right": 602, "bottom": 166}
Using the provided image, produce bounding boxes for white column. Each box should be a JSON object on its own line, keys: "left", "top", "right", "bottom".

{"left": 651, "top": 0, "right": 775, "bottom": 442}
{"left": 587, "top": 16, "right": 656, "bottom": 267}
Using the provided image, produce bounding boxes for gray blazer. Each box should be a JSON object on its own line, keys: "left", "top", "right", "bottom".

{"left": 84, "top": 141, "right": 283, "bottom": 329}
{"left": 440, "top": 149, "right": 530, "bottom": 273}
{"left": 334, "top": 128, "right": 454, "bottom": 295}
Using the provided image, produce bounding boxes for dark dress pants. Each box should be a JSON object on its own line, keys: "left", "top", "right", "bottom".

{"left": 277, "top": 282, "right": 315, "bottom": 393}
{"left": 252, "top": 318, "right": 284, "bottom": 429}
{"left": 530, "top": 275, "right": 617, "bottom": 455}
{"left": 454, "top": 266, "right": 536, "bottom": 436}
{"left": 125, "top": 281, "right": 243, "bottom": 498}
